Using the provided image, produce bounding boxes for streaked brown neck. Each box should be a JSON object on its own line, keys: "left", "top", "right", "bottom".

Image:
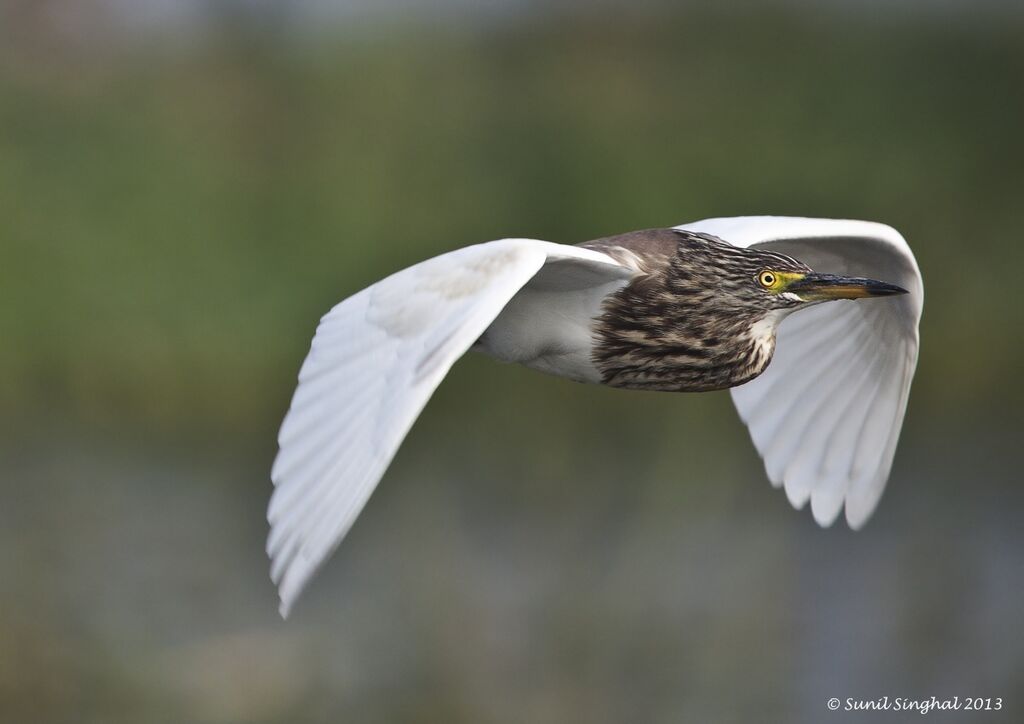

{"left": 591, "top": 251, "right": 780, "bottom": 393}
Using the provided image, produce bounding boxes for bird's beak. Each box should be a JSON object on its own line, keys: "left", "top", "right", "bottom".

{"left": 786, "top": 273, "right": 908, "bottom": 301}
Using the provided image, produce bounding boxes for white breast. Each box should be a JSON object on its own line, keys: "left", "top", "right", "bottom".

{"left": 746, "top": 309, "right": 790, "bottom": 359}
{"left": 475, "top": 277, "right": 628, "bottom": 383}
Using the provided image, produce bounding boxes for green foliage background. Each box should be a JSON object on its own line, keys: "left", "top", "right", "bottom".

{"left": 4, "top": 11, "right": 1023, "bottom": 437}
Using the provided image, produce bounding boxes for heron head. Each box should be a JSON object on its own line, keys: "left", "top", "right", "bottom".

{"left": 661, "top": 231, "right": 908, "bottom": 385}
{"left": 671, "top": 231, "right": 907, "bottom": 322}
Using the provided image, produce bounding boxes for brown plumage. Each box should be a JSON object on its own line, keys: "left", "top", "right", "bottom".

{"left": 582, "top": 229, "right": 812, "bottom": 392}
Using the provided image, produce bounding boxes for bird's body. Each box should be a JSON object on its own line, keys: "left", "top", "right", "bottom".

{"left": 480, "top": 228, "right": 820, "bottom": 391}
{"left": 587, "top": 228, "right": 804, "bottom": 391}
{"left": 268, "top": 216, "right": 923, "bottom": 617}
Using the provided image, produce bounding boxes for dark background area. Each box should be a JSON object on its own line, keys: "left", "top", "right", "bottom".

{"left": 2, "top": 1, "right": 1022, "bottom": 722}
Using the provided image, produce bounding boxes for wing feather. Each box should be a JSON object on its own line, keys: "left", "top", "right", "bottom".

{"left": 267, "top": 239, "right": 629, "bottom": 616}
{"left": 771, "top": 314, "right": 877, "bottom": 504}
{"left": 749, "top": 305, "right": 870, "bottom": 477}
{"left": 676, "top": 217, "right": 922, "bottom": 528}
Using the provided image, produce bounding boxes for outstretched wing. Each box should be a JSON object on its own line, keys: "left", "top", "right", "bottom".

{"left": 676, "top": 216, "right": 923, "bottom": 528}
{"left": 267, "top": 239, "right": 631, "bottom": 617}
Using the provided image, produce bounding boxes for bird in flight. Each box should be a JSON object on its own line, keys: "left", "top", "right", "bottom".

{"left": 267, "top": 216, "right": 922, "bottom": 617}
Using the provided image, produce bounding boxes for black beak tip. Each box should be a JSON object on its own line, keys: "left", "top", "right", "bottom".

{"left": 873, "top": 281, "right": 909, "bottom": 296}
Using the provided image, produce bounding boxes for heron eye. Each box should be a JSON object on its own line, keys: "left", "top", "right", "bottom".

{"left": 758, "top": 271, "right": 778, "bottom": 288}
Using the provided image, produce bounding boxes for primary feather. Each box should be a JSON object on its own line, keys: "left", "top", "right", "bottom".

{"left": 268, "top": 239, "right": 633, "bottom": 617}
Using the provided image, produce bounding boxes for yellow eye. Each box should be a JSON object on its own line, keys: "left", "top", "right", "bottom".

{"left": 758, "top": 271, "right": 778, "bottom": 288}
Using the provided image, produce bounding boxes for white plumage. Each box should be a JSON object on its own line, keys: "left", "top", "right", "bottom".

{"left": 682, "top": 218, "right": 921, "bottom": 528}
{"left": 268, "top": 216, "right": 922, "bottom": 617}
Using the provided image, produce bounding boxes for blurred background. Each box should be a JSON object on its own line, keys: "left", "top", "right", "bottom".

{"left": 2, "top": 1, "right": 1022, "bottom": 722}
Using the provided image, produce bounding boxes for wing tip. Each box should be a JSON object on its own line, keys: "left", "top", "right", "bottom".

{"left": 810, "top": 497, "right": 843, "bottom": 527}
{"left": 843, "top": 491, "right": 881, "bottom": 531}
{"left": 274, "top": 556, "right": 313, "bottom": 621}
{"left": 783, "top": 478, "right": 810, "bottom": 509}
{"left": 845, "top": 508, "right": 871, "bottom": 531}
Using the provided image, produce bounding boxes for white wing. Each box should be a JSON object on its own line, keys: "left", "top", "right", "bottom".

{"left": 267, "top": 239, "right": 631, "bottom": 617}
{"left": 676, "top": 216, "right": 923, "bottom": 528}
